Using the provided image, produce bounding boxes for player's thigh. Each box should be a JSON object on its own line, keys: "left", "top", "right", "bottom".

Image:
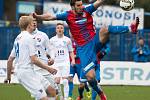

{"left": 43, "top": 74, "right": 56, "bottom": 89}
{"left": 17, "top": 69, "right": 47, "bottom": 99}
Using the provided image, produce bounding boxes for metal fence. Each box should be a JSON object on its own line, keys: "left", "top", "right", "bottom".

{"left": 0, "top": 25, "right": 150, "bottom": 61}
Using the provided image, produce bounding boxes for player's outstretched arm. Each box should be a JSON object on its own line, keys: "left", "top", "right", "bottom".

{"left": 93, "top": 0, "right": 104, "bottom": 9}
{"left": 33, "top": 12, "right": 56, "bottom": 21}
{"left": 31, "top": 55, "right": 57, "bottom": 75}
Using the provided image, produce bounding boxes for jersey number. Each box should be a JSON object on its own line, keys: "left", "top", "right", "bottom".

{"left": 57, "top": 50, "right": 64, "bottom": 56}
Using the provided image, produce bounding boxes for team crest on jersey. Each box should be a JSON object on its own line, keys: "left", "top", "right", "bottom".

{"left": 37, "top": 38, "right": 41, "bottom": 42}
{"left": 63, "top": 41, "right": 67, "bottom": 45}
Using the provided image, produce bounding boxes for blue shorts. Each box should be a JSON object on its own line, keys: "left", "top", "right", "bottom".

{"left": 69, "top": 64, "right": 81, "bottom": 79}
{"left": 77, "top": 33, "right": 103, "bottom": 82}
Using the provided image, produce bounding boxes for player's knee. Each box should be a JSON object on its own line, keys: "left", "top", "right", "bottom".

{"left": 46, "top": 86, "right": 57, "bottom": 97}
{"left": 87, "top": 78, "right": 98, "bottom": 87}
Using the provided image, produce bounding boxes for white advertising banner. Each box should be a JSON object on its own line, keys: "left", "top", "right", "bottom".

{"left": 100, "top": 61, "right": 150, "bottom": 86}
{"left": 0, "top": 60, "right": 18, "bottom": 83}
{"left": 43, "top": 2, "right": 144, "bottom": 29}
{"left": 1, "top": 60, "right": 150, "bottom": 86}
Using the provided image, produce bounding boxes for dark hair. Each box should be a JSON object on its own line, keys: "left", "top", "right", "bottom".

{"left": 139, "top": 37, "right": 144, "bottom": 40}
{"left": 56, "top": 23, "right": 64, "bottom": 26}
{"left": 70, "top": 0, "right": 82, "bottom": 6}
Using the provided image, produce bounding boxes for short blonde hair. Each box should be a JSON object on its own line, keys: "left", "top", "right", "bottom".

{"left": 19, "top": 16, "right": 33, "bottom": 31}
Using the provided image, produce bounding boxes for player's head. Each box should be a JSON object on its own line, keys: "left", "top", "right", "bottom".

{"left": 70, "top": 0, "right": 83, "bottom": 15}
{"left": 19, "top": 16, "right": 35, "bottom": 33}
{"left": 138, "top": 37, "right": 144, "bottom": 46}
{"left": 56, "top": 23, "right": 64, "bottom": 36}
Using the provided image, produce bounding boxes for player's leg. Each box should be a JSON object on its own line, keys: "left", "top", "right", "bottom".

{"left": 54, "top": 77, "right": 63, "bottom": 99}
{"left": 76, "top": 83, "right": 85, "bottom": 100}
{"left": 75, "top": 64, "right": 85, "bottom": 100}
{"left": 99, "top": 17, "right": 139, "bottom": 44}
{"left": 16, "top": 69, "right": 49, "bottom": 100}
{"left": 62, "top": 77, "right": 69, "bottom": 100}
{"left": 68, "top": 65, "right": 76, "bottom": 99}
{"left": 78, "top": 40, "right": 104, "bottom": 99}
{"left": 37, "top": 72, "right": 57, "bottom": 100}
{"left": 62, "top": 66, "right": 70, "bottom": 100}
{"left": 86, "top": 69, "right": 104, "bottom": 98}
{"left": 92, "top": 63, "right": 101, "bottom": 100}
{"left": 68, "top": 76, "right": 74, "bottom": 100}
{"left": 84, "top": 82, "right": 92, "bottom": 99}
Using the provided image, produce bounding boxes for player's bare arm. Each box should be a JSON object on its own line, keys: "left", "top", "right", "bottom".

{"left": 93, "top": 0, "right": 104, "bottom": 9}
{"left": 70, "top": 51, "right": 75, "bottom": 66}
{"left": 5, "top": 56, "right": 15, "bottom": 83}
{"left": 30, "top": 55, "right": 57, "bottom": 75}
{"left": 33, "top": 12, "right": 56, "bottom": 21}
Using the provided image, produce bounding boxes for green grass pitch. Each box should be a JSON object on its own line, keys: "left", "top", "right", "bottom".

{"left": 0, "top": 83, "right": 150, "bottom": 100}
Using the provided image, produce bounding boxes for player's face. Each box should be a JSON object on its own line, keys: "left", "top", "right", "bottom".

{"left": 33, "top": 19, "right": 37, "bottom": 30}
{"left": 29, "top": 20, "right": 36, "bottom": 32}
{"left": 56, "top": 25, "right": 64, "bottom": 35}
{"left": 74, "top": 1, "right": 83, "bottom": 15}
{"left": 138, "top": 39, "right": 144, "bottom": 46}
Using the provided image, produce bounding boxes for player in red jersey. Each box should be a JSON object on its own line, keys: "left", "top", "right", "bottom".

{"left": 32, "top": 0, "right": 139, "bottom": 99}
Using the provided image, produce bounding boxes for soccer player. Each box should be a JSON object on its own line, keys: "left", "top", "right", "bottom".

{"left": 32, "top": 19, "right": 59, "bottom": 99}
{"left": 68, "top": 32, "right": 91, "bottom": 100}
{"left": 49, "top": 23, "right": 75, "bottom": 100}
{"left": 32, "top": 0, "right": 139, "bottom": 99}
{"left": 5, "top": 16, "right": 57, "bottom": 100}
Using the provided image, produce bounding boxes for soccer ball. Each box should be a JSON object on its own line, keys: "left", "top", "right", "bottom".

{"left": 120, "top": 0, "right": 134, "bottom": 11}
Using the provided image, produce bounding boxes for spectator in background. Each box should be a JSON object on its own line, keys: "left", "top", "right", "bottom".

{"left": 131, "top": 37, "right": 150, "bottom": 62}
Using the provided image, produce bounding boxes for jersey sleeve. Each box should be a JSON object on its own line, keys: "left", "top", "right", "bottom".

{"left": 67, "top": 39, "right": 73, "bottom": 52}
{"left": 84, "top": 4, "right": 97, "bottom": 14}
{"left": 56, "top": 11, "right": 68, "bottom": 21}
{"left": 28, "top": 37, "right": 37, "bottom": 56}
{"left": 10, "top": 45, "right": 16, "bottom": 57}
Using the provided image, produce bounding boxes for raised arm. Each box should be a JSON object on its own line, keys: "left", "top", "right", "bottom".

{"left": 33, "top": 12, "right": 57, "bottom": 21}
{"left": 93, "top": 0, "right": 104, "bottom": 9}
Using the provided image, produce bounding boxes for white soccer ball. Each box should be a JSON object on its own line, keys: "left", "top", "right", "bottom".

{"left": 120, "top": 0, "right": 134, "bottom": 11}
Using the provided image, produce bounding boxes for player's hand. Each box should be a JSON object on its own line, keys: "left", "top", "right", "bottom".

{"left": 32, "top": 12, "right": 37, "bottom": 18}
{"left": 48, "top": 58, "right": 54, "bottom": 65}
{"left": 4, "top": 78, "right": 11, "bottom": 84}
{"left": 71, "top": 59, "right": 75, "bottom": 67}
{"left": 47, "top": 67, "right": 57, "bottom": 75}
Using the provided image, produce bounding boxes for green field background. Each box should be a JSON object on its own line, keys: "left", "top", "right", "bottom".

{"left": 0, "top": 84, "right": 150, "bottom": 100}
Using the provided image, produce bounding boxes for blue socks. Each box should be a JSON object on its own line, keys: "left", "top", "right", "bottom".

{"left": 68, "top": 81, "right": 74, "bottom": 97}
{"left": 84, "top": 82, "right": 90, "bottom": 92}
{"left": 88, "top": 78, "right": 102, "bottom": 94}
{"left": 78, "top": 87, "right": 84, "bottom": 98}
{"left": 108, "top": 25, "right": 129, "bottom": 35}
{"left": 92, "top": 89, "right": 97, "bottom": 100}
